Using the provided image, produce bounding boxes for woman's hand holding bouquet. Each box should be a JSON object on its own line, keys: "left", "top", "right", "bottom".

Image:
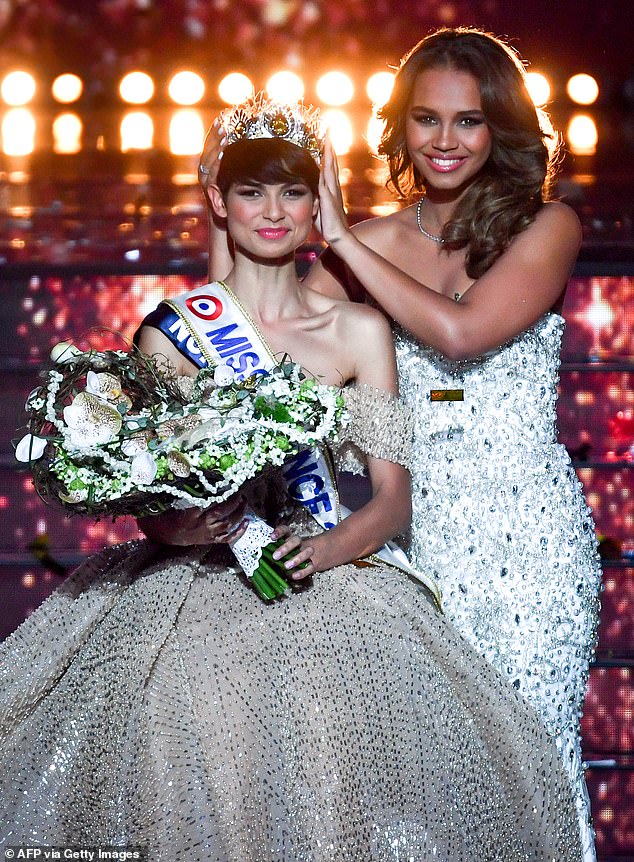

{"left": 16, "top": 341, "right": 346, "bottom": 601}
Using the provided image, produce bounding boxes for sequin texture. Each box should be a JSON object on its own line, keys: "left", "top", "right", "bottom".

{"left": 395, "top": 313, "right": 602, "bottom": 860}
{"left": 0, "top": 388, "right": 582, "bottom": 860}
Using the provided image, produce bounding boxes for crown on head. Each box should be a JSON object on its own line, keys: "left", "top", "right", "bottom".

{"left": 218, "top": 93, "right": 325, "bottom": 163}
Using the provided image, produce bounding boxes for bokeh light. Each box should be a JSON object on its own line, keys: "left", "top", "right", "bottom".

{"left": 1, "top": 108, "right": 36, "bottom": 155}
{"left": 169, "top": 109, "right": 205, "bottom": 155}
{"left": 567, "top": 73, "right": 600, "bottom": 105}
{"left": 168, "top": 71, "right": 205, "bottom": 106}
{"left": 1, "top": 71, "right": 36, "bottom": 106}
{"left": 51, "top": 74, "right": 83, "bottom": 105}
{"left": 119, "top": 72, "right": 155, "bottom": 105}
{"left": 366, "top": 113, "right": 385, "bottom": 154}
{"left": 366, "top": 71, "right": 395, "bottom": 107}
{"left": 52, "top": 113, "right": 83, "bottom": 154}
{"left": 266, "top": 71, "right": 305, "bottom": 103}
{"left": 525, "top": 71, "right": 551, "bottom": 106}
{"left": 322, "top": 109, "right": 353, "bottom": 155}
{"left": 316, "top": 71, "right": 354, "bottom": 106}
{"left": 567, "top": 113, "right": 599, "bottom": 155}
{"left": 218, "top": 72, "right": 254, "bottom": 105}
{"left": 120, "top": 111, "right": 154, "bottom": 151}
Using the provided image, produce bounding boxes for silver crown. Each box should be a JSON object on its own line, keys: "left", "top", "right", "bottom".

{"left": 219, "top": 93, "right": 325, "bottom": 163}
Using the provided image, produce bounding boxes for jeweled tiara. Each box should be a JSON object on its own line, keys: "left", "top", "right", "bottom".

{"left": 218, "top": 93, "right": 325, "bottom": 163}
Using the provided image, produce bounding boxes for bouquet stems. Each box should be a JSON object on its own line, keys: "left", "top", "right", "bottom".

{"left": 230, "top": 514, "right": 310, "bottom": 602}
{"left": 250, "top": 539, "right": 310, "bottom": 601}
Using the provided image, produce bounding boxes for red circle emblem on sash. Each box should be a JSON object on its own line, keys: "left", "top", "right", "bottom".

{"left": 186, "top": 295, "right": 223, "bottom": 320}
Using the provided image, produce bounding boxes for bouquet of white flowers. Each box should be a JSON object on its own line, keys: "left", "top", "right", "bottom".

{"left": 16, "top": 341, "right": 347, "bottom": 600}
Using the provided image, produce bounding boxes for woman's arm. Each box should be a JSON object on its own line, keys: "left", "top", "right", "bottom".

{"left": 318, "top": 141, "right": 582, "bottom": 360}
{"left": 135, "top": 324, "right": 249, "bottom": 546}
{"left": 302, "top": 249, "right": 364, "bottom": 302}
{"left": 275, "top": 307, "right": 411, "bottom": 574}
{"left": 199, "top": 119, "right": 234, "bottom": 282}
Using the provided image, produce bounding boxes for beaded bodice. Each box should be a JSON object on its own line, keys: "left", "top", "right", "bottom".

{"left": 395, "top": 313, "right": 564, "bottom": 456}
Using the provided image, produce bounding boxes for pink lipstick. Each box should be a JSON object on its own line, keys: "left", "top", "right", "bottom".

{"left": 425, "top": 156, "right": 466, "bottom": 173}
{"left": 257, "top": 228, "right": 290, "bottom": 240}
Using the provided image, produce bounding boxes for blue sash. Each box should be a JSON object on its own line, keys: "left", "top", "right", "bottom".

{"left": 147, "top": 281, "right": 442, "bottom": 608}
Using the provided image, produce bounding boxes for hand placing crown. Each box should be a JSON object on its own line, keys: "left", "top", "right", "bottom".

{"left": 218, "top": 92, "right": 326, "bottom": 164}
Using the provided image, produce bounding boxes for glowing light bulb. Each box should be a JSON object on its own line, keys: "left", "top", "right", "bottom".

{"left": 1, "top": 108, "right": 36, "bottom": 155}
{"left": 366, "top": 71, "right": 395, "bottom": 107}
{"left": 52, "top": 74, "right": 83, "bottom": 104}
{"left": 218, "top": 73, "right": 254, "bottom": 105}
{"left": 266, "top": 71, "right": 304, "bottom": 104}
{"left": 169, "top": 109, "right": 205, "bottom": 155}
{"left": 567, "top": 113, "right": 598, "bottom": 156}
{"left": 525, "top": 72, "right": 551, "bottom": 107}
{"left": 168, "top": 71, "right": 205, "bottom": 106}
{"left": 1, "top": 71, "right": 36, "bottom": 106}
{"left": 120, "top": 111, "right": 154, "bottom": 151}
{"left": 366, "top": 114, "right": 385, "bottom": 154}
{"left": 316, "top": 71, "right": 354, "bottom": 106}
{"left": 119, "top": 72, "right": 154, "bottom": 105}
{"left": 53, "top": 113, "right": 83, "bottom": 154}
{"left": 322, "top": 109, "right": 353, "bottom": 155}
{"left": 567, "top": 74, "right": 599, "bottom": 106}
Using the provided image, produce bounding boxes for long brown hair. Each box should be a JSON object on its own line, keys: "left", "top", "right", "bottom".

{"left": 379, "top": 28, "right": 561, "bottom": 278}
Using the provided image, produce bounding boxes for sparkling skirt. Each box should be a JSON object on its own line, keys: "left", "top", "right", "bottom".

{"left": 0, "top": 539, "right": 581, "bottom": 861}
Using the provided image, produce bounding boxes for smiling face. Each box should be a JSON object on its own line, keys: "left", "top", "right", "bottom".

{"left": 211, "top": 179, "right": 318, "bottom": 260}
{"left": 405, "top": 66, "right": 492, "bottom": 198}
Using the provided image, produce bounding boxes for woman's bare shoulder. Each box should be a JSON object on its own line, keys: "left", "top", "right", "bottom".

{"left": 350, "top": 205, "right": 412, "bottom": 250}
{"left": 500, "top": 201, "right": 582, "bottom": 272}
{"left": 532, "top": 201, "right": 582, "bottom": 242}
{"left": 305, "top": 286, "right": 387, "bottom": 329}
{"left": 333, "top": 297, "right": 392, "bottom": 342}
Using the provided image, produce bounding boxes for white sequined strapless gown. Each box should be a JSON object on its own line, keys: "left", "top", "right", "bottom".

{"left": 395, "top": 313, "right": 602, "bottom": 862}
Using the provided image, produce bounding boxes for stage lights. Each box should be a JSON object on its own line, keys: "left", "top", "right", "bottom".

{"left": 567, "top": 73, "right": 599, "bottom": 106}
{"left": 52, "top": 113, "right": 82, "bottom": 154}
{"left": 365, "top": 72, "right": 393, "bottom": 155}
{"left": 169, "top": 109, "right": 205, "bottom": 155}
{"left": 366, "top": 72, "right": 395, "bottom": 108}
{"left": 0, "top": 66, "right": 611, "bottom": 161}
{"left": 218, "top": 72, "right": 254, "bottom": 105}
{"left": 168, "top": 71, "right": 205, "bottom": 106}
{"left": 1, "top": 71, "right": 36, "bottom": 106}
{"left": 525, "top": 72, "right": 551, "bottom": 107}
{"left": 316, "top": 72, "right": 354, "bottom": 106}
{"left": 366, "top": 114, "right": 385, "bottom": 155}
{"left": 265, "top": 71, "right": 304, "bottom": 103}
{"left": 120, "top": 111, "right": 154, "bottom": 151}
{"left": 567, "top": 113, "right": 599, "bottom": 156}
{"left": 52, "top": 74, "right": 83, "bottom": 105}
{"left": 322, "top": 109, "right": 353, "bottom": 155}
{"left": 1, "top": 108, "right": 35, "bottom": 155}
{"left": 119, "top": 72, "right": 155, "bottom": 105}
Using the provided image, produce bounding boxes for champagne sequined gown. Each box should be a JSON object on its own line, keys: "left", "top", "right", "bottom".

{"left": 395, "top": 313, "right": 602, "bottom": 861}
{"left": 0, "top": 388, "right": 582, "bottom": 861}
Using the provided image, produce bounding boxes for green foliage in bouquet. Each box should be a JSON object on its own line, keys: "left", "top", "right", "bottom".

{"left": 15, "top": 342, "right": 346, "bottom": 523}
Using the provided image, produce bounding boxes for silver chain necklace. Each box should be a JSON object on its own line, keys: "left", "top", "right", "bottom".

{"left": 416, "top": 198, "right": 444, "bottom": 244}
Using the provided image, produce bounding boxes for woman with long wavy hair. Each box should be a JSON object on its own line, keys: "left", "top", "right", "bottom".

{"left": 199, "top": 27, "right": 602, "bottom": 860}
{"left": 313, "top": 27, "right": 601, "bottom": 861}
